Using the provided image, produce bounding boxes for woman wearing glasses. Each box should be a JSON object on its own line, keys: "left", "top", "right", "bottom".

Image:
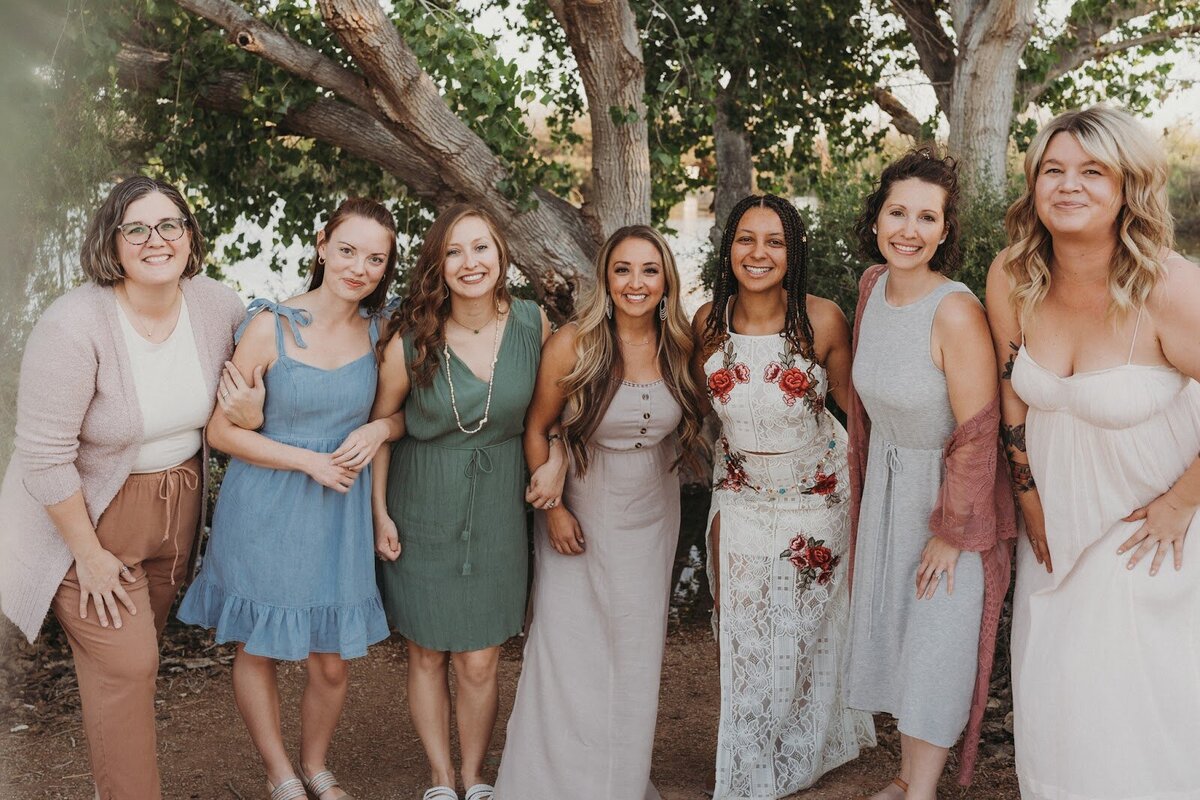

{"left": 0, "top": 176, "right": 249, "bottom": 799}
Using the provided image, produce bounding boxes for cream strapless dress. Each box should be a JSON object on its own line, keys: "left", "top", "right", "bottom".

{"left": 1011, "top": 344, "right": 1200, "bottom": 800}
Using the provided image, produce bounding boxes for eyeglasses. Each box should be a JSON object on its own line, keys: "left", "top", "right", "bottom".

{"left": 117, "top": 218, "right": 188, "bottom": 246}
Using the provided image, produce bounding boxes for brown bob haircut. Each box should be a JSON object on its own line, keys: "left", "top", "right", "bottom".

{"left": 80, "top": 175, "right": 207, "bottom": 285}
{"left": 854, "top": 146, "right": 963, "bottom": 275}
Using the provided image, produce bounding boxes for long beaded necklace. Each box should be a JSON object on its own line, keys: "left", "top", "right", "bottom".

{"left": 443, "top": 310, "right": 503, "bottom": 434}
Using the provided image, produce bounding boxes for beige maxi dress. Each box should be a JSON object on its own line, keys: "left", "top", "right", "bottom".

{"left": 494, "top": 380, "right": 682, "bottom": 800}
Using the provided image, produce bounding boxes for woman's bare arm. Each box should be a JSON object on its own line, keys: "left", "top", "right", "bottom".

{"left": 985, "top": 250, "right": 1052, "bottom": 572}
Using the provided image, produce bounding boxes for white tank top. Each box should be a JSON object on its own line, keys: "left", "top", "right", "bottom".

{"left": 116, "top": 295, "right": 209, "bottom": 473}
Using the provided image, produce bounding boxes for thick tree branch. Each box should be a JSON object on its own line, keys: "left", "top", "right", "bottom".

{"left": 314, "top": 0, "right": 513, "bottom": 202}
{"left": 890, "top": 0, "right": 956, "bottom": 110}
{"left": 544, "top": 0, "right": 651, "bottom": 240}
{"left": 162, "top": 0, "right": 597, "bottom": 316}
{"left": 175, "top": 0, "right": 375, "bottom": 112}
{"left": 872, "top": 86, "right": 925, "bottom": 139}
{"left": 117, "top": 40, "right": 592, "bottom": 319}
{"left": 1020, "top": 21, "right": 1200, "bottom": 107}
{"left": 116, "top": 45, "right": 450, "bottom": 208}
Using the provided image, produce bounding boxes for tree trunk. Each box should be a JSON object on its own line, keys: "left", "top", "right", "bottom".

{"left": 708, "top": 82, "right": 754, "bottom": 251}
{"left": 946, "top": 0, "right": 1035, "bottom": 198}
{"left": 546, "top": 0, "right": 651, "bottom": 242}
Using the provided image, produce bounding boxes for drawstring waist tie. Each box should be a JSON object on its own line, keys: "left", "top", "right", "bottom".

{"left": 155, "top": 462, "right": 200, "bottom": 585}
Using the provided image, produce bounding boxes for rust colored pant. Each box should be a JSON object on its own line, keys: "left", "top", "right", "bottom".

{"left": 52, "top": 457, "right": 201, "bottom": 800}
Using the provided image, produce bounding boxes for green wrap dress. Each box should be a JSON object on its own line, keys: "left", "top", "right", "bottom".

{"left": 377, "top": 299, "right": 541, "bottom": 652}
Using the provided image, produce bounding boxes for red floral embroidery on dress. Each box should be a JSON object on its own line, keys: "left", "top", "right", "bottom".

{"left": 780, "top": 534, "right": 842, "bottom": 587}
{"left": 802, "top": 468, "right": 842, "bottom": 507}
{"left": 763, "top": 347, "right": 824, "bottom": 412}
{"left": 714, "top": 435, "right": 760, "bottom": 493}
{"left": 708, "top": 341, "right": 750, "bottom": 404}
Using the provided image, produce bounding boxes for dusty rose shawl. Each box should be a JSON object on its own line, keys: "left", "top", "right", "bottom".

{"left": 846, "top": 264, "right": 1017, "bottom": 785}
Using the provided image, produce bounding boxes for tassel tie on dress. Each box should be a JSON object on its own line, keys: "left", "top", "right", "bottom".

{"left": 868, "top": 441, "right": 903, "bottom": 638}
{"left": 460, "top": 447, "right": 494, "bottom": 576}
{"left": 157, "top": 462, "right": 200, "bottom": 585}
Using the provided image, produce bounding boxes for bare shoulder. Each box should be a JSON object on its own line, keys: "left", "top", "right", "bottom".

{"left": 935, "top": 289, "right": 987, "bottom": 328}
{"left": 537, "top": 323, "right": 580, "bottom": 381}
{"left": 806, "top": 293, "right": 848, "bottom": 326}
{"left": 1145, "top": 253, "right": 1199, "bottom": 318}
{"left": 235, "top": 311, "right": 277, "bottom": 350}
{"left": 1151, "top": 252, "right": 1200, "bottom": 303}
{"left": 985, "top": 247, "right": 1017, "bottom": 293}
{"left": 378, "top": 330, "right": 408, "bottom": 369}
{"left": 536, "top": 305, "right": 553, "bottom": 342}
{"left": 986, "top": 246, "right": 1013, "bottom": 277}
{"left": 543, "top": 321, "right": 579, "bottom": 358}
{"left": 806, "top": 294, "right": 850, "bottom": 345}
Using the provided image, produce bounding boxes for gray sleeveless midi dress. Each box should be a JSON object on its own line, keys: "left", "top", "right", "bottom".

{"left": 846, "top": 274, "right": 985, "bottom": 747}
{"left": 494, "top": 380, "right": 682, "bottom": 800}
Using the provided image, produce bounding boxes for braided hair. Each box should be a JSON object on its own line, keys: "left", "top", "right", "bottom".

{"left": 702, "top": 194, "right": 816, "bottom": 362}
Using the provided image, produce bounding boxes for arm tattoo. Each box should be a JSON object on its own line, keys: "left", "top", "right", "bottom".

{"left": 1001, "top": 423, "right": 1027, "bottom": 454}
{"left": 1000, "top": 340, "right": 1019, "bottom": 381}
{"left": 1008, "top": 460, "right": 1036, "bottom": 493}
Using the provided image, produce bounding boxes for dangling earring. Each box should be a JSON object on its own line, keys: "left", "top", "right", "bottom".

{"left": 605, "top": 296, "right": 613, "bottom": 319}
{"left": 659, "top": 296, "right": 668, "bottom": 321}
{"left": 318, "top": 255, "right": 326, "bottom": 265}
{"left": 871, "top": 225, "right": 877, "bottom": 235}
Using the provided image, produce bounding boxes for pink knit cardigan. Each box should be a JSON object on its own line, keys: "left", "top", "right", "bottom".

{"left": 846, "top": 264, "right": 1016, "bottom": 785}
{"left": 0, "top": 276, "right": 243, "bottom": 642}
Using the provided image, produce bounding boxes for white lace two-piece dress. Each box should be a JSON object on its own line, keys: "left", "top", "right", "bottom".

{"left": 704, "top": 321, "right": 874, "bottom": 799}
{"left": 1010, "top": 312, "right": 1200, "bottom": 800}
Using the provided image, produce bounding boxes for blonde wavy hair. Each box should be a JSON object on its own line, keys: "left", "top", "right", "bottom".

{"left": 1004, "top": 105, "right": 1174, "bottom": 326}
{"left": 560, "top": 225, "right": 706, "bottom": 477}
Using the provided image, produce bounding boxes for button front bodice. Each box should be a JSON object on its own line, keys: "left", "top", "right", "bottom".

{"left": 1011, "top": 345, "right": 1190, "bottom": 431}
{"left": 703, "top": 332, "right": 829, "bottom": 454}
{"left": 590, "top": 380, "right": 681, "bottom": 451}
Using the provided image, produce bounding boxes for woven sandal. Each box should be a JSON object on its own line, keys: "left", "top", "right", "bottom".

{"left": 464, "top": 784, "right": 494, "bottom": 800}
{"left": 302, "top": 769, "right": 352, "bottom": 800}
{"left": 269, "top": 777, "right": 308, "bottom": 800}
{"left": 422, "top": 787, "right": 459, "bottom": 800}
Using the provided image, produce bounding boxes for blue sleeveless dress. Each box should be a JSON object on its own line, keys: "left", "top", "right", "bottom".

{"left": 179, "top": 299, "right": 390, "bottom": 661}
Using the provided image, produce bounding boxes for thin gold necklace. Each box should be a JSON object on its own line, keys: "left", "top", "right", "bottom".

{"left": 119, "top": 284, "right": 180, "bottom": 341}
{"left": 450, "top": 309, "right": 499, "bottom": 335}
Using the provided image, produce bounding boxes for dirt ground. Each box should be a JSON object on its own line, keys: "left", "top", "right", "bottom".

{"left": 0, "top": 616, "right": 1020, "bottom": 800}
